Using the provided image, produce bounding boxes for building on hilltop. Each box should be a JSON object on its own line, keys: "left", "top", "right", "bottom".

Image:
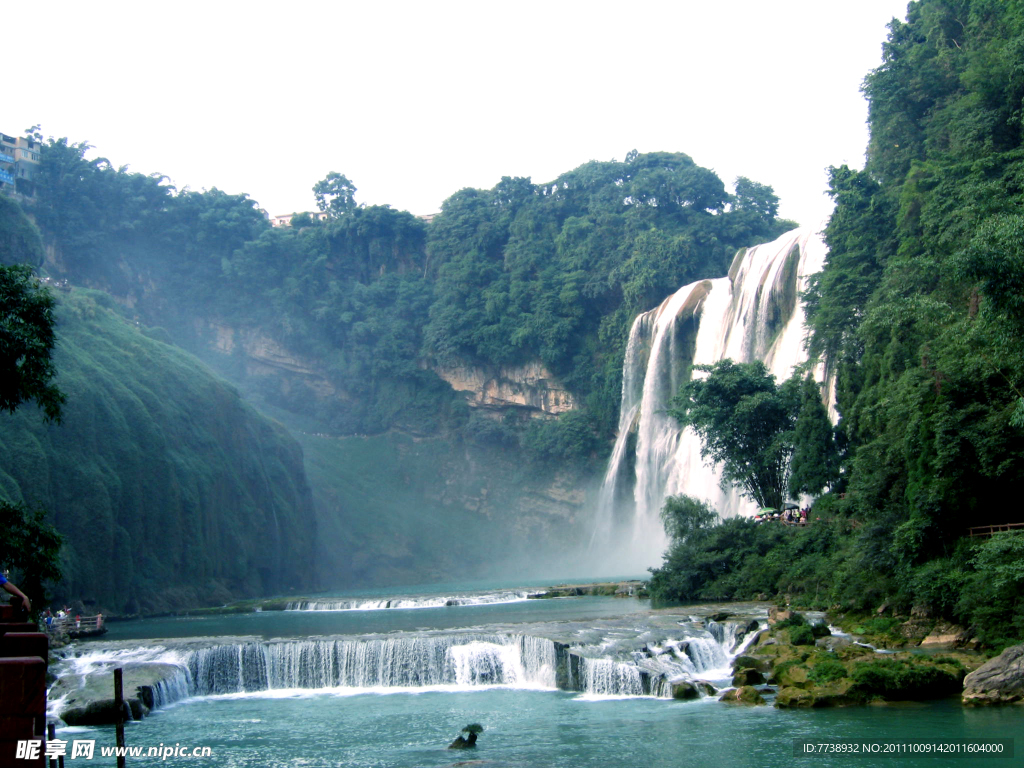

{"left": 270, "top": 211, "right": 329, "bottom": 228}
{"left": 0, "top": 132, "right": 42, "bottom": 198}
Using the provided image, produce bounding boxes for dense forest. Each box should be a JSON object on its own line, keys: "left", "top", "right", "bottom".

{"left": 0, "top": 200, "right": 318, "bottom": 611}
{"left": 23, "top": 142, "right": 793, "bottom": 451}
{"left": 3, "top": 135, "right": 798, "bottom": 606}
{"left": 650, "top": 0, "right": 1024, "bottom": 649}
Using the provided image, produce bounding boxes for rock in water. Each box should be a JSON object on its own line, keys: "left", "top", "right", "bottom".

{"left": 448, "top": 733, "right": 478, "bottom": 749}
{"left": 962, "top": 643, "right": 1024, "bottom": 705}
{"left": 719, "top": 686, "right": 766, "bottom": 705}
{"left": 732, "top": 668, "right": 766, "bottom": 686}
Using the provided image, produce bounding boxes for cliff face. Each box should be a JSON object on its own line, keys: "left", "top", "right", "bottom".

{"left": 430, "top": 361, "right": 577, "bottom": 417}
{"left": 0, "top": 291, "right": 319, "bottom": 613}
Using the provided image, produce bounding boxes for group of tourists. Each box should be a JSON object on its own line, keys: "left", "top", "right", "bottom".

{"left": 753, "top": 506, "right": 811, "bottom": 525}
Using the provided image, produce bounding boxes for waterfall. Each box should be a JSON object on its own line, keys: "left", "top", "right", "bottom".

{"left": 52, "top": 617, "right": 760, "bottom": 721}
{"left": 595, "top": 227, "right": 828, "bottom": 568}
{"left": 184, "top": 633, "right": 558, "bottom": 695}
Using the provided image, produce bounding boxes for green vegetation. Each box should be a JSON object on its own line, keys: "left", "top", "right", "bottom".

{"left": 0, "top": 289, "right": 318, "bottom": 612}
{"left": 1, "top": 263, "right": 65, "bottom": 421}
{"left": 0, "top": 501, "right": 63, "bottom": 614}
{"left": 652, "top": 0, "right": 1024, "bottom": 649}
{"left": 670, "top": 361, "right": 838, "bottom": 509}
{"left": 25, "top": 142, "right": 794, "bottom": 456}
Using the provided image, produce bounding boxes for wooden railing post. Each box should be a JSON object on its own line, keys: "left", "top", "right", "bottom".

{"left": 114, "top": 667, "right": 126, "bottom": 767}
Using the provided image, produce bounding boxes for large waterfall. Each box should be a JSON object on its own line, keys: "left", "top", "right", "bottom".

{"left": 595, "top": 227, "right": 827, "bottom": 569}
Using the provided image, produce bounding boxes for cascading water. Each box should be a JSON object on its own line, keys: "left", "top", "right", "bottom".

{"left": 595, "top": 227, "right": 828, "bottom": 569}
{"left": 51, "top": 616, "right": 762, "bottom": 723}
{"left": 184, "top": 634, "right": 559, "bottom": 695}
{"left": 285, "top": 589, "right": 535, "bottom": 611}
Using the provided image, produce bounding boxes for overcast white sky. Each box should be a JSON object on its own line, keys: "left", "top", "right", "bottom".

{"left": 9, "top": 0, "right": 909, "bottom": 226}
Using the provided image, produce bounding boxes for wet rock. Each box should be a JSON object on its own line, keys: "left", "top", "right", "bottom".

{"left": 670, "top": 681, "right": 700, "bottom": 700}
{"left": 962, "top": 643, "right": 1024, "bottom": 706}
{"left": 694, "top": 680, "right": 718, "bottom": 696}
{"left": 719, "top": 685, "right": 766, "bottom": 705}
{"left": 732, "top": 668, "right": 765, "bottom": 686}
{"left": 61, "top": 699, "right": 132, "bottom": 726}
{"left": 817, "top": 635, "right": 852, "bottom": 651}
{"left": 53, "top": 662, "right": 182, "bottom": 725}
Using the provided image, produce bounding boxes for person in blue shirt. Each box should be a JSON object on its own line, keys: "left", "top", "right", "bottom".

{"left": 0, "top": 572, "right": 31, "bottom": 614}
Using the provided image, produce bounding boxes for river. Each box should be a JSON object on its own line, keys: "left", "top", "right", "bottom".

{"left": 49, "top": 581, "right": 1020, "bottom": 767}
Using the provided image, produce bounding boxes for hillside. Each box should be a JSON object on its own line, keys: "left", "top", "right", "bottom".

{"left": 0, "top": 287, "right": 319, "bottom": 613}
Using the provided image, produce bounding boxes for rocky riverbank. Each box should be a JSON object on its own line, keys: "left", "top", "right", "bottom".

{"left": 715, "top": 607, "right": 1024, "bottom": 708}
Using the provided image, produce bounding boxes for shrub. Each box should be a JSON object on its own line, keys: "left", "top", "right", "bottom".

{"left": 808, "top": 659, "right": 847, "bottom": 684}
{"left": 789, "top": 624, "right": 816, "bottom": 646}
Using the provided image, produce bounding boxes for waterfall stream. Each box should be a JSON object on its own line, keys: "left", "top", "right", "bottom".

{"left": 594, "top": 227, "right": 828, "bottom": 569}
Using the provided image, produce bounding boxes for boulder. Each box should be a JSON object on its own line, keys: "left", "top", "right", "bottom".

{"left": 54, "top": 662, "right": 182, "bottom": 725}
{"left": 918, "top": 623, "right": 971, "bottom": 649}
{"left": 670, "top": 681, "right": 700, "bottom": 700}
{"left": 719, "top": 685, "right": 766, "bottom": 705}
{"left": 775, "top": 686, "right": 815, "bottom": 708}
{"left": 962, "top": 643, "right": 1024, "bottom": 706}
{"left": 732, "top": 655, "right": 769, "bottom": 673}
{"left": 817, "top": 635, "right": 852, "bottom": 651}
{"left": 732, "top": 668, "right": 765, "bottom": 686}
{"left": 768, "top": 607, "right": 791, "bottom": 625}
{"left": 775, "top": 665, "right": 809, "bottom": 688}
{"left": 60, "top": 699, "right": 131, "bottom": 726}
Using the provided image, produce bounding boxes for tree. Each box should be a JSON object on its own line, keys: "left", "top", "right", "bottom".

{"left": 0, "top": 264, "right": 65, "bottom": 421}
{"left": 660, "top": 494, "right": 717, "bottom": 544}
{"left": 0, "top": 502, "right": 63, "bottom": 613}
{"left": 670, "top": 360, "right": 800, "bottom": 510}
{"left": 788, "top": 375, "right": 841, "bottom": 496}
{"left": 313, "top": 172, "right": 358, "bottom": 218}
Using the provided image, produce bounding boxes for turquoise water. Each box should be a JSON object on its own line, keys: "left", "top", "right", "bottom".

{"left": 60, "top": 690, "right": 1019, "bottom": 767}
{"left": 57, "top": 586, "right": 1022, "bottom": 767}
{"left": 102, "top": 595, "right": 650, "bottom": 641}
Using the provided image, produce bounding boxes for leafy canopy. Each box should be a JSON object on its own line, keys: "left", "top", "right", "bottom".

{"left": 0, "top": 264, "right": 65, "bottom": 421}
{"left": 670, "top": 360, "right": 801, "bottom": 510}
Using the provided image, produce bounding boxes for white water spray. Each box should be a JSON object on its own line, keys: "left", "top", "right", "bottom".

{"left": 595, "top": 227, "right": 828, "bottom": 570}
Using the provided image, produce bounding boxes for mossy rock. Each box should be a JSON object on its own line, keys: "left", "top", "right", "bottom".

{"left": 694, "top": 681, "right": 718, "bottom": 696}
{"left": 671, "top": 681, "right": 701, "bottom": 700}
{"left": 719, "top": 685, "right": 766, "bottom": 705}
{"left": 733, "top": 668, "right": 766, "bottom": 686}
{"left": 732, "top": 654, "right": 769, "bottom": 673}
{"left": 775, "top": 686, "right": 815, "bottom": 708}
{"left": 775, "top": 664, "right": 810, "bottom": 688}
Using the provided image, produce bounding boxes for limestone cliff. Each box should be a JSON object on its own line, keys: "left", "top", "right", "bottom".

{"left": 429, "top": 361, "right": 577, "bottom": 417}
